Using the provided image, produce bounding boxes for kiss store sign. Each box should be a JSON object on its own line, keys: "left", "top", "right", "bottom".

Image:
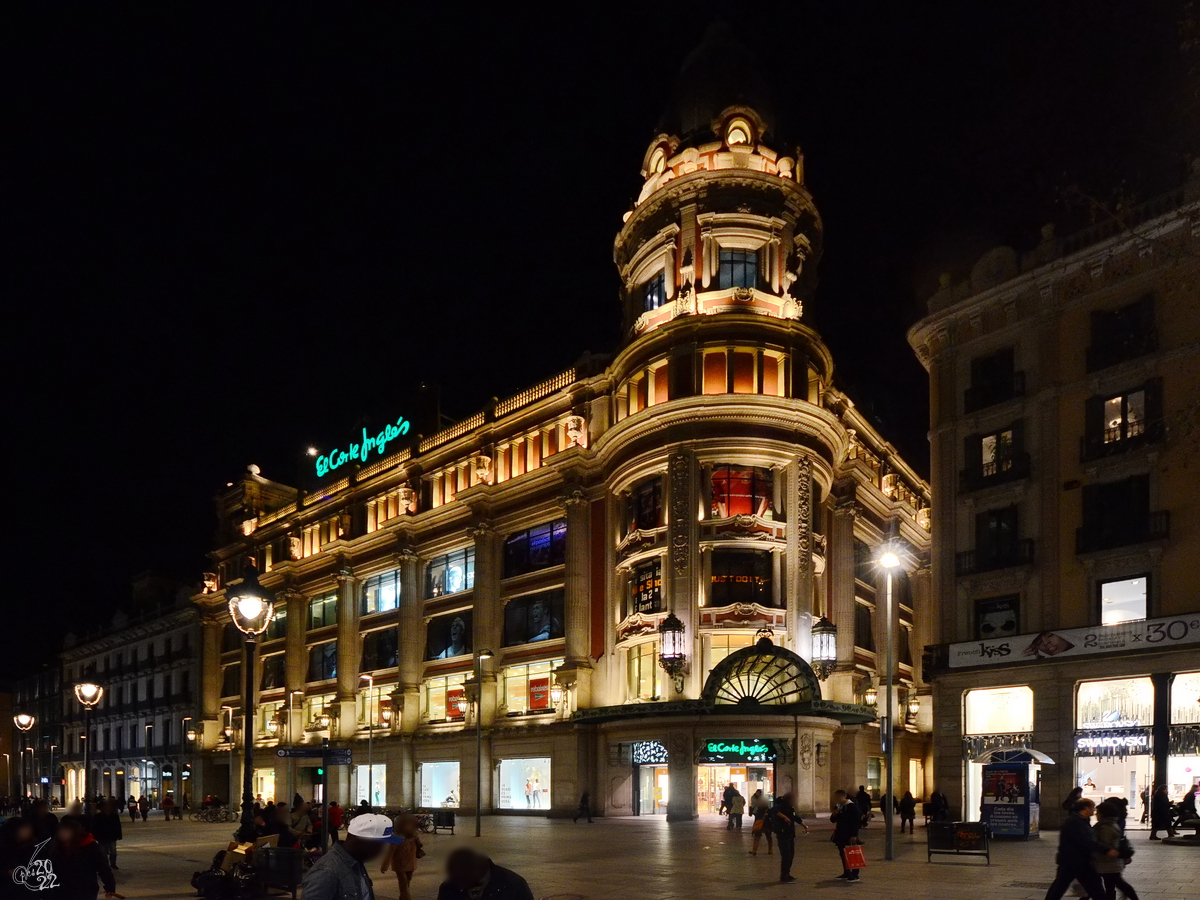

{"left": 314, "top": 415, "right": 411, "bottom": 478}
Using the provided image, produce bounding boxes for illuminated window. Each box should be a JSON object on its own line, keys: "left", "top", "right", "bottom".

{"left": 627, "top": 643, "right": 661, "bottom": 700}
{"left": 630, "top": 559, "right": 663, "bottom": 614}
{"left": 309, "top": 593, "right": 338, "bottom": 629}
{"left": 503, "top": 519, "right": 567, "bottom": 577}
{"left": 648, "top": 146, "right": 666, "bottom": 175}
{"left": 710, "top": 549, "right": 774, "bottom": 607}
{"left": 1103, "top": 391, "right": 1145, "bottom": 443}
{"left": 504, "top": 659, "right": 561, "bottom": 714}
{"left": 361, "top": 570, "right": 400, "bottom": 616}
{"left": 718, "top": 249, "right": 757, "bottom": 289}
{"left": 1077, "top": 678, "right": 1153, "bottom": 730}
{"left": 305, "top": 693, "right": 336, "bottom": 729}
{"left": 1098, "top": 575, "right": 1147, "bottom": 625}
{"left": 710, "top": 465, "right": 773, "bottom": 518}
{"left": 265, "top": 608, "right": 287, "bottom": 641}
{"left": 981, "top": 428, "right": 1014, "bottom": 476}
{"left": 425, "top": 672, "right": 467, "bottom": 721}
{"left": 427, "top": 547, "right": 475, "bottom": 598}
{"left": 725, "top": 119, "right": 751, "bottom": 146}
{"left": 307, "top": 641, "right": 337, "bottom": 681}
{"left": 964, "top": 686, "right": 1033, "bottom": 734}
{"left": 707, "top": 632, "right": 755, "bottom": 672}
{"left": 643, "top": 272, "right": 666, "bottom": 311}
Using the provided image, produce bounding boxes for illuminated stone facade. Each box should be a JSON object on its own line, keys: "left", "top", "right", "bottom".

{"left": 196, "top": 30, "right": 933, "bottom": 819}
{"left": 909, "top": 179, "right": 1200, "bottom": 827}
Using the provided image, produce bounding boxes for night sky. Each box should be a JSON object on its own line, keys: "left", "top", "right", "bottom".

{"left": 7, "top": 2, "right": 1194, "bottom": 677}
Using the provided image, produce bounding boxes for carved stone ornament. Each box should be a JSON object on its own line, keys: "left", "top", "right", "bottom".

{"left": 201, "top": 572, "right": 219, "bottom": 594}
{"left": 565, "top": 415, "right": 588, "bottom": 448}
{"left": 240, "top": 517, "right": 257, "bottom": 536}
{"left": 797, "top": 456, "right": 812, "bottom": 575}
{"left": 558, "top": 487, "right": 588, "bottom": 510}
{"left": 799, "top": 732, "right": 813, "bottom": 770}
{"left": 668, "top": 453, "right": 691, "bottom": 576}
{"left": 287, "top": 534, "right": 303, "bottom": 560}
{"left": 397, "top": 483, "right": 417, "bottom": 514}
{"left": 816, "top": 742, "right": 829, "bottom": 768}
{"left": 471, "top": 455, "right": 494, "bottom": 486}
{"left": 732, "top": 286, "right": 755, "bottom": 302}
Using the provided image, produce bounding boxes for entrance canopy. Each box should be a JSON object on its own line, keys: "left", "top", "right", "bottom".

{"left": 975, "top": 746, "right": 1056, "bottom": 765}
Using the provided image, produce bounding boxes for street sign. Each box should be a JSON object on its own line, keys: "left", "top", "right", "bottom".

{"left": 276, "top": 748, "right": 325, "bottom": 759}
{"left": 275, "top": 747, "right": 352, "bottom": 763}
{"left": 326, "top": 749, "right": 352, "bottom": 765}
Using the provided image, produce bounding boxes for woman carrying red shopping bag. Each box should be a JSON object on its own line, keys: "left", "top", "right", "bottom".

{"left": 831, "top": 790, "right": 864, "bottom": 883}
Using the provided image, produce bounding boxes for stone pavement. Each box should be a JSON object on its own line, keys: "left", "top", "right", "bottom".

{"left": 101, "top": 813, "right": 1196, "bottom": 900}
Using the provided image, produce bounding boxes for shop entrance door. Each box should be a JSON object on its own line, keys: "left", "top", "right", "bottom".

{"left": 635, "top": 765, "right": 668, "bottom": 815}
{"left": 1076, "top": 754, "right": 1152, "bottom": 829}
{"left": 697, "top": 765, "right": 775, "bottom": 814}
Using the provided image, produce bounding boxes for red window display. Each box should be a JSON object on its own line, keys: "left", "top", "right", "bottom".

{"left": 446, "top": 687, "right": 465, "bottom": 719}
{"left": 711, "top": 466, "right": 773, "bottom": 518}
{"left": 529, "top": 677, "right": 551, "bottom": 710}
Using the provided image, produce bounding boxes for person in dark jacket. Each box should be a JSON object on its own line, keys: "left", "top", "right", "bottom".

{"left": 1094, "top": 798, "right": 1139, "bottom": 900}
{"left": 929, "top": 790, "right": 949, "bottom": 822}
{"left": 831, "top": 790, "right": 864, "bottom": 883}
{"left": 854, "top": 786, "right": 872, "bottom": 826}
{"left": 899, "top": 791, "right": 917, "bottom": 834}
{"left": 1149, "top": 784, "right": 1176, "bottom": 839}
{"left": 1041, "top": 799, "right": 1113, "bottom": 900}
{"left": 572, "top": 792, "right": 592, "bottom": 824}
{"left": 770, "top": 792, "right": 806, "bottom": 884}
{"left": 46, "top": 816, "right": 117, "bottom": 900}
{"left": 1175, "top": 784, "right": 1198, "bottom": 827}
{"left": 28, "top": 800, "right": 58, "bottom": 844}
{"left": 90, "top": 799, "right": 123, "bottom": 869}
{"left": 1061, "top": 786, "right": 1083, "bottom": 812}
{"left": 436, "top": 848, "right": 534, "bottom": 900}
{"left": 0, "top": 817, "right": 37, "bottom": 900}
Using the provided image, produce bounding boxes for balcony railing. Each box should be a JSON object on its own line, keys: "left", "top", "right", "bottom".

{"left": 1076, "top": 510, "right": 1170, "bottom": 554}
{"left": 959, "top": 452, "right": 1032, "bottom": 493}
{"left": 1080, "top": 419, "right": 1164, "bottom": 462}
{"left": 963, "top": 371, "right": 1026, "bottom": 414}
{"left": 955, "top": 538, "right": 1035, "bottom": 576}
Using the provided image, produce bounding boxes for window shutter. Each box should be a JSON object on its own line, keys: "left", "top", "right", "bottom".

{"left": 964, "top": 433, "right": 983, "bottom": 473}
{"left": 1144, "top": 376, "right": 1164, "bottom": 427}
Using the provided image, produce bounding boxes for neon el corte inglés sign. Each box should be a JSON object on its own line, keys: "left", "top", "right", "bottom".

{"left": 314, "top": 415, "right": 411, "bottom": 478}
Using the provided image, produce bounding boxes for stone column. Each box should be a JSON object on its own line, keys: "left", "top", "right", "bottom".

{"left": 827, "top": 496, "right": 858, "bottom": 704}
{"left": 556, "top": 488, "right": 594, "bottom": 708}
{"left": 471, "top": 520, "right": 501, "bottom": 730}
{"left": 666, "top": 730, "right": 697, "bottom": 822}
{"left": 666, "top": 451, "right": 699, "bottom": 698}
{"left": 785, "top": 456, "right": 815, "bottom": 659}
{"left": 909, "top": 563, "right": 933, "bottom": 689}
{"left": 199, "top": 615, "right": 223, "bottom": 747}
{"left": 335, "top": 566, "right": 361, "bottom": 739}
{"left": 396, "top": 545, "right": 423, "bottom": 736}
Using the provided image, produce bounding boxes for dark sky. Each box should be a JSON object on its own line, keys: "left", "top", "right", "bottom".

{"left": 6, "top": 2, "right": 1194, "bottom": 676}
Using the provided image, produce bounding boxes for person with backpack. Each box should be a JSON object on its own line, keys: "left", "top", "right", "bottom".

{"left": 1094, "top": 798, "right": 1139, "bottom": 900}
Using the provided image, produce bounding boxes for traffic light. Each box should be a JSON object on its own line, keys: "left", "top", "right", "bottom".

{"left": 316, "top": 768, "right": 324, "bottom": 777}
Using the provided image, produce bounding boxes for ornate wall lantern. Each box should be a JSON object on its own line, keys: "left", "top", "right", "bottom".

{"left": 658, "top": 612, "right": 687, "bottom": 693}
{"left": 811, "top": 616, "right": 838, "bottom": 680}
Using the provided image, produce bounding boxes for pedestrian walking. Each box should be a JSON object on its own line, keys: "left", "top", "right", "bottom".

{"left": 436, "top": 847, "right": 534, "bottom": 900}
{"left": 91, "top": 799, "right": 124, "bottom": 870}
{"left": 1062, "top": 786, "right": 1084, "bottom": 813}
{"left": 1148, "top": 784, "right": 1176, "bottom": 840}
{"left": 771, "top": 791, "right": 806, "bottom": 884}
{"left": 854, "top": 785, "right": 872, "bottom": 827}
{"left": 728, "top": 790, "right": 746, "bottom": 831}
{"left": 899, "top": 790, "right": 917, "bottom": 834}
{"left": 126, "top": 796, "right": 137, "bottom": 824}
{"left": 381, "top": 813, "right": 425, "bottom": 900}
{"left": 137, "top": 795, "right": 149, "bottom": 822}
{"left": 161, "top": 794, "right": 175, "bottom": 821}
{"left": 302, "top": 813, "right": 401, "bottom": 900}
{"left": 0, "top": 816, "right": 37, "bottom": 900}
{"left": 46, "top": 816, "right": 117, "bottom": 900}
{"left": 328, "top": 801, "right": 344, "bottom": 844}
{"left": 929, "top": 789, "right": 949, "bottom": 822}
{"left": 572, "top": 792, "right": 593, "bottom": 823}
{"left": 749, "top": 793, "right": 774, "bottom": 856}
{"left": 1094, "top": 798, "right": 1139, "bottom": 900}
{"left": 1040, "top": 799, "right": 1113, "bottom": 900}
{"left": 1139, "top": 786, "right": 1150, "bottom": 824}
{"left": 720, "top": 783, "right": 735, "bottom": 818}
{"left": 831, "top": 789, "right": 863, "bottom": 883}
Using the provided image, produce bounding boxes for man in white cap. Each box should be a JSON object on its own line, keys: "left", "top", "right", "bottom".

{"left": 301, "top": 812, "right": 401, "bottom": 900}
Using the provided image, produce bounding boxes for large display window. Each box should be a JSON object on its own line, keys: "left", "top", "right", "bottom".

{"left": 964, "top": 686, "right": 1034, "bottom": 735}
{"left": 1168, "top": 671, "right": 1200, "bottom": 798}
{"left": 355, "top": 765, "right": 386, "bottom": 808}
{"left": 497, "top": 758, "right": 551, "bottom": 809}
{"left": 419, "top": 761, "right": 460, "bottom": 808}
{"left": 1076, "top": 677, "right": 1154, "bottom": 729}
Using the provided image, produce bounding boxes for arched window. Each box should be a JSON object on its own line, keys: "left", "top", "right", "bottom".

{"left": 648, "top": 147, "right": 667, "bottom": 175}
{"left": 725, "top": 118, "right": 752, "bottom": 147}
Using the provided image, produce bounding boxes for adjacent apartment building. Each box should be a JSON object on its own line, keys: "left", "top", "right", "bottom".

{"left": 910, "top": 177, "right": 1200, "bottom": 828}
{"left": 194, "top": 27, "right": 935, "bottom": 820}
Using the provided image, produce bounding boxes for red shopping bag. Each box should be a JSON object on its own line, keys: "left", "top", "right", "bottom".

{"left": 842, "top": 844, "right": 867, "bottom": 869}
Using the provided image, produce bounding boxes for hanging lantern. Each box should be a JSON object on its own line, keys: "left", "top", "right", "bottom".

{"left": 907, "top": 694, "right": 921, "bottom": 719}
{"left": 863, "top": 679, "right": 878, "bottom": 708}
{"left": 658, "top": 612, "right": 688, "bottom": 693}
{"left": 811, "top": 617, "right": 838, "bottom": 681}
{"left": 550, "top": 682, "right": 564, "bottom": 707}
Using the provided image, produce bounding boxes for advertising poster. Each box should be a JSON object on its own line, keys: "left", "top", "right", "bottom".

{"left": 981, "top": 763, "right": 1029, "bottom": 837}
{"left": 503, "top": 589, "right": 565, "bottom": 646}
{"left": 426, "top": 610, "right": 473, "bottom": 660}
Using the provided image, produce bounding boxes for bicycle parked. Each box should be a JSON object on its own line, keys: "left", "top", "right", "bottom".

{"left": 190, "top": 805, "right": 238, "bottom": 823}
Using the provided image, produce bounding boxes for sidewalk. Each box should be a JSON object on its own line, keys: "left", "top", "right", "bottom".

{"left": 105, "top": 813, "right": 1197, "bottom": 899}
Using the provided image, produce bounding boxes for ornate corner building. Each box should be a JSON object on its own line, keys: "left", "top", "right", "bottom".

{"left": 910, "top": 179, "right": 1200, "bottom": 831}
{"left": 194, "top": 29, "right": 933, "bottom": 820}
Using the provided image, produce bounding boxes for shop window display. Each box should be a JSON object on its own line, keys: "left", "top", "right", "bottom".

{"left": 419, "top": 761, "right": 460, "bottom": 807}
{"left": 503, "top": 589, "right": 564, "bottom": 646}
{"left": 426, "top": 610, "right": 472, "bottom": 660}
{"left": 497, "top": 757, "right": 551, "bottom": 809}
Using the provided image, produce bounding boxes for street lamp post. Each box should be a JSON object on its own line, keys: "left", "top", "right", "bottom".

{"left": 14, "top": 715, "right": 35, "bottom": 803}
{"left": 3, "top": 753, "right": 10, "bottom": 805}
{"left": 73, "top": 683, "right": 104, "bottom": 816}
{"left": 360, "top": 674, "right": 374, "bottom": 808}
{"left": 877, "top": 546, "right": 902, "bottom": 863}
{"left": 472, "top": 649, "right": 493, "bottom": 838}
{"left": 227, "top": 565, "right": 275, "bottom": 841}
{"left": 48, "top": 745, "right": 56, "bottom": 805}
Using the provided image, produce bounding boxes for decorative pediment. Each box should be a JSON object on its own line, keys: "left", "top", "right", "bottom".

{"left": 699, "top": 603, "right": 785, "bottom": 630}
{"left": 616, "top": 612, "right": 662, "bottom": 643}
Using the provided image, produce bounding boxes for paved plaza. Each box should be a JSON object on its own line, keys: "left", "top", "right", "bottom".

{"left": 96, "top": 813, "right": 1195, "bottom": 900}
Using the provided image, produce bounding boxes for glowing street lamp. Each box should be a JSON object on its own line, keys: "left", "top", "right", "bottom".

{"left": 811, "top": 616, "right": 838, "bottom": 681}
{"left": 875, "top": 541, "right": 909, "bottom": 863}
{"left": 227, "top": 565, "right": 275, "bottom": 841}
{"left": 73, "top": 683, "right": 103, "bottom": 815}
{"left": 13, "top": 715, "right": 34, "bottom": 801}
{"left": 657, "top": 612, "right": 687, "bottom": 694}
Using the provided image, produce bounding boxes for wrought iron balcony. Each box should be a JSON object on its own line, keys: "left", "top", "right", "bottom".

{"left": 955, "top": 539, "right": 1035, "bottom": 576}
{"left": 959, "top": 452, "right": 1031, "bottom": 493}
{"left": 1076, "top": 510, "right": 1170, "bottom": 554}
{"left": 963, "top": 371, "right": 1026, "bottom": 413}
{"left": 1080, "top": 419, "right": 1164, "bottom": 462}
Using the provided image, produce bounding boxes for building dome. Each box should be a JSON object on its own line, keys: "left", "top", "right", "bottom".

{"left": 656, "top": 23, "right": 778, "bottom": 144}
